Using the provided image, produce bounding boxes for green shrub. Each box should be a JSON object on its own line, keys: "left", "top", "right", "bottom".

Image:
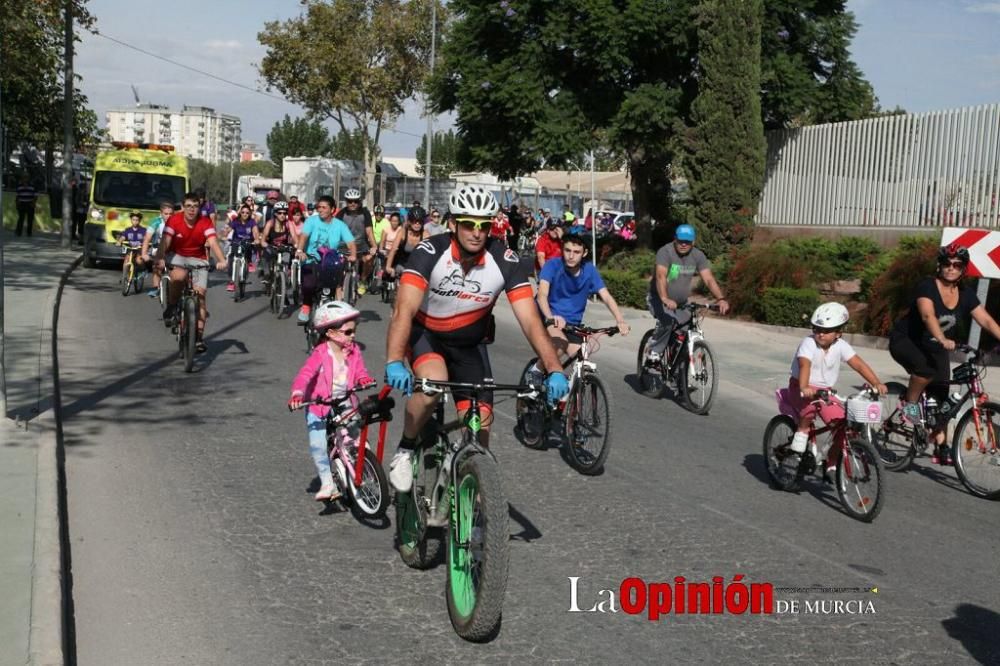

{"left": 602, "top": 248, "right": 655, "bottom": 277}
{"left": 725, "top": 245, "right": 833, "bottom": 320}
{"left": 862, "top": 237, "right": 938, "bottom": 335}
{"left": 602, "top": 269, "right": 649, "bottom": 309}
{"left": 858, "top": 251, "right": 895, "bottom": 301}
{"left": 761, "top": 287, "right": 821, "bottom": 327}
{"left": 769, "top": 236, "right": 882, "bottom": 280}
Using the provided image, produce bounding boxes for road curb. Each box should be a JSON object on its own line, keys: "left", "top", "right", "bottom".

{"left": 29, "top": 253, "right": 82, "bottom": 666}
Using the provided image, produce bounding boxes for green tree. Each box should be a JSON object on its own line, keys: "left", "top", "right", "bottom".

{"left": 266, "top": 115, "right": 332, "bottom": 167}
{"left": 761, "top": 0, "right": 877, "bottom": 129}
{"left": 328, "top": 127, "right": 376, "bottom": 162}
{"left": 685, "top": 0, "right": 766, "bottom": 258}
{"left": 259, "top": 0, "right": 437, "bottom": 206}
{"left": 415, "top": 129, "right": 462, "bottom": 179}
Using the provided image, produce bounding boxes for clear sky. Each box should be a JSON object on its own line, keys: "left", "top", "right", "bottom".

{"left": 75, "top": 0, "right": 1000, "bottom": 159}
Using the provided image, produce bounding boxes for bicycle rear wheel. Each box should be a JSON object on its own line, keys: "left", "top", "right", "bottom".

{"left": 636, "top": 329, "right": 665, "bottom": 398}
{"left": 515, "top": 358, "right": 547, "bottom": 449}
{"left": 952, "top": 402, "right": 1000, "bottom": 500}
{"left": 446, "top": 451, "right": 509, "bottom": 642}
{"left": 836, "top": 439, "right": 885, "bottom": 522}
{"left": 347, "top": 449, "right": 390, "bottom": 520}
{"left": 395, "top": 450, "right": 443, "bottom": 568}
{"left": 868, "top": 411, "right": 916, "bottom": 471}
{"left": 565, "top": 372, "right": 612, "bottom": 474}
{"left": 762, "top": 415, "right": 803, "bottom": 491}
{"left": 678, "top": 339, "right": 718, "bottom": 415}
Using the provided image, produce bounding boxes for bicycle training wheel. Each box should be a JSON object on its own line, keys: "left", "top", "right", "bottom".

{"left": 347, "top": 449, "right": 390, "bottom": 520}
{"left": 565, "top": 372, "right": 612, "bottom": 474}
{"left": 515, "top": 358, "right": 548, "bottom": 449}
{"left": 952, "top": 401, "right": 1000, "bottom": 500}
{"left": 636, "top": 329, "right": 665, "bottom": 398}
{"left": 679, "top": 339, "right": 718, "bottom": 415}
{"left": 836, "top": 439, "right": 885, "bottom": 522}
{"left": 446, "top": 451, "right": 509, "bottom": 642}
{"left": 182, "top": 297, "right": 197, "bottom": 373}
{"left": 763, "top": 415, "right": 804, "bottom": 491}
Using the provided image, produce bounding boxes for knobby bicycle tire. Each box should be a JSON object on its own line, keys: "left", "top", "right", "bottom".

{"left": 515, "top": 358, "right": 547, "bottom": 449}
{"left": 952, "top": 401, "right": 1000, "bottom": 500}
{"left": 679, "top": 340, "right": 718, "bottom": 415}
{"left": 446, "top": 451, "right": 509, "bottom": 642}
{"left": 182, "top": 297, "right": 198, "bottom": 373}
{"left": 274, "top": 271, "right": 287, "bottom": 317}
{"left": 636, "top": 329, "right": 665, "bottom": 398}
{"left": 395, "top": 445, "right": 443, "bottom": 568}
{"left": 836, "top": 439, "right": 885, "bottom": 522}
{"left": 565, "top": 372, "right": 612, "bottom": 474}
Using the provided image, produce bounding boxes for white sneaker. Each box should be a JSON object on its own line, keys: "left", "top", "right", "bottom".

{"left": 790, "top": 432, "right": 809, "bottom": 453}
{"left": 389, "top": 449, "right": 414, "bottom": 492}
{"left": 314, "top": 482, "right": 338, "bottom": 502}
{"left": 646, "top": 350, "right": 661, "bottom": 363}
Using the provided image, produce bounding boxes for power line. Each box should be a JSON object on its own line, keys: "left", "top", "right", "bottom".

{"left": 91, "top": 29, "right": 427, "bottom": 140}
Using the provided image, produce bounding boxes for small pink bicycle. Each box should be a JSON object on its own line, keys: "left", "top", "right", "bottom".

{"left": 763, "top": 386, "right": 886, "bottom": 522}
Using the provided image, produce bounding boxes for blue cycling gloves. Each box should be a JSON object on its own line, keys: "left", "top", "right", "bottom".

{"left": 545, "top": 371, "right": 569, "bottom": 404}
{"left": 385, "top": 361, "right": 413, "bottom": 396}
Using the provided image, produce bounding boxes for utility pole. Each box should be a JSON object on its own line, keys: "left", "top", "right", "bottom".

{"left": 423, "top": 0, "right": 436, "bottom": 208}
{"left": 61, "top": 0, "right": 75, "bottom": 248}
{"left": 590, "top": 150, "right": 597, "bottom": 266}
{"left": 0, "top": 34, "right": 7, "bottom": 417}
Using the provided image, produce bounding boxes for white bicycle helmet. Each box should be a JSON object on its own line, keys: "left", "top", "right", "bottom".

{"left": 810, "top": 302, "right": 849, "bottom": 329}
{"left": 449, "top": 185, "right": 498, "bottom": 217}
{"left": 313, "top": 300, "right": 360, "bottom": 332}
{"left": 344, "top": 188, "right": 362, "bottom": 201}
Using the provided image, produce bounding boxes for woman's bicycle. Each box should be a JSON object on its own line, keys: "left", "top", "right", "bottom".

{"left": 120, "top": 244, "right": 145, "bottom": 296}
{"left": 289, "top": 256, "right": 302, "bottom": 307}
{"left": 229, "top": 239, "right": 253, "bottom": 302}
{"left": 269, "top": 246, "right": 294, "bottom": 317}
{"left": 871, "top": 344, "right": 1000, "bottom": 499}
{"left": 515, "top": 324, "right": 617, "bottom": 474}
{"left": 763, "top": 387, "right": 886, "bottom": 522}
{"left": 381, "top": 268, "right": 397, "bottom": 305}
{"left": 394, "top": 378, "right": 541, "bottom": 642}
{"left": 342, "top": 258, "right": 361, "bottom": 306}
{"left": 290, "top": 384, "right": 395, "bottom": 520}
{"left": 637, "top": 302, "right": 720, "bottom": 414}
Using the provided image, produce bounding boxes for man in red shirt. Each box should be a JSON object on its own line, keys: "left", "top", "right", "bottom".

{"left": 534, "top": 218, "right": 564, "bottom": 270}
{"left": 155, "top": 192, "right": 228, "bottom": 352}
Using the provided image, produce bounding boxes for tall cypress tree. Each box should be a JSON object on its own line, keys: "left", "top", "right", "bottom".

{"left": 686, "top": 0, "right": 766, "bottom": 257}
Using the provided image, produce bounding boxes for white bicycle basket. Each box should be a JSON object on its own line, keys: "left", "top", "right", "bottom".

{"left": 846, "top": 395, "right": 882, "bottom": 424}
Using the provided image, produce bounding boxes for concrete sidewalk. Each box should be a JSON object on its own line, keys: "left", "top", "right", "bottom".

{"left": 2, "top": 231, "right": 81, "bottom": 666}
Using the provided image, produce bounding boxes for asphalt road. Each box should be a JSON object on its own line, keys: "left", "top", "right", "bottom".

{"left": 59, "top": 264, "right": 1000, "bottom": 664}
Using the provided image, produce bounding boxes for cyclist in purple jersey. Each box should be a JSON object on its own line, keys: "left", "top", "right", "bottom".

{"left": 227, "top": 205, "right": 260, "bottom": 292}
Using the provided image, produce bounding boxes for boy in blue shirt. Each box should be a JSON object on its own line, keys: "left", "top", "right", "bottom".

{"left": 528, "top": 235, "right": 630, "bottom": 380}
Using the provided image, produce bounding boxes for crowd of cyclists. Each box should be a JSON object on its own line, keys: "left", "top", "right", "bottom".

{"left": 109, "top": 182, "right": 1000, "bottom": 505}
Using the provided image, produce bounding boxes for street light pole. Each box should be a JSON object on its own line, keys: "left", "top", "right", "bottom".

{"left": 61, "top": 0, "right": 75, "bottom": 248}
{"left": 590, "top": 150, "right": 597, "bottom": 266}
{"left": 423, "top": 0, "right": 437, "bottom": 207}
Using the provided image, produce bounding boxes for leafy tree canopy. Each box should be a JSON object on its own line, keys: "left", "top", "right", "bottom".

{"left": 415, "top": 129, "right": 463, "bottom": 179}
{"left": 266, "top": 115, "right": 332, "bottom": 167}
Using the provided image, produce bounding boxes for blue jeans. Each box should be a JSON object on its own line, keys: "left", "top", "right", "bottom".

{"left": 306, "top": 412, "right": 334, "bottom": 485}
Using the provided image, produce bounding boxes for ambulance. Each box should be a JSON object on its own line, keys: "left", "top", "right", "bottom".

{"left": 83, "top": 142, "right": 189, "bottom": 267}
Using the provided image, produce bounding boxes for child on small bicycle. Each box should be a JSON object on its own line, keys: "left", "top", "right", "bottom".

{"left": 788, "top": 303, "right": 888, "bottom": 465}
{"left": 288, "top": 301, "right": 374, "bottom": 501}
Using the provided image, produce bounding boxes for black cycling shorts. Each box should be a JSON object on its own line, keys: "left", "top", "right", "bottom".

{"left": 408, "top": 325, "right": 493, "bottom": 412}
{"left": 889, "top": 331, "right": 950, "bottom": 398}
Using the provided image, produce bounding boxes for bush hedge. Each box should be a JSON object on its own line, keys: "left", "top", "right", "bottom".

{"left": 863, "top": 236, "right": 938, "bottom": 336}
{"left": 601, "top": 269, "right": 648, "bottom": 309}
{"left": 761, "top": 287, "right": 821, "bottom": 327}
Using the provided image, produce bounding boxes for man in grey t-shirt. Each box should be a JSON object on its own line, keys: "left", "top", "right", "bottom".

{"left": 645, "top": 224, "right": 729, "bottom": 359}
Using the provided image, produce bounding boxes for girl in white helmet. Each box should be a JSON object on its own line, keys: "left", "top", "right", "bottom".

{"left": 787, "top": 302, "right": 888, "bottom": 472}
{"left": 288, "top": 301, "right": 374, "bottom": 501}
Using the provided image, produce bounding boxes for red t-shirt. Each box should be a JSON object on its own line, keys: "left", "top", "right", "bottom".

{"left": 489, "top": 217, "right": 511, "bottom": 239}
{"left": 164, "top": 213, "right": 217, "bottom": 259}
{"left": 535, "top": 233, "right": 562, "bottom": 270}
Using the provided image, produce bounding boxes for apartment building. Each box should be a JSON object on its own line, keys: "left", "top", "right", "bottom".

{"left": 105, "top": 104, "right": 242, "bottom": 164}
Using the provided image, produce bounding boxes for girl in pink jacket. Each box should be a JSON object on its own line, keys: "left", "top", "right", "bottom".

{"left": 288, "top": 301, "right": 374, "bottom": 501}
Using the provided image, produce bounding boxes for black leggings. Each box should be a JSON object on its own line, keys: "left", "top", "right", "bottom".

{"left": 300, "top": 262, "right": 344, "bottom": 306}
{"left": 889, "top": 331, "right": 950, "bottom": 399}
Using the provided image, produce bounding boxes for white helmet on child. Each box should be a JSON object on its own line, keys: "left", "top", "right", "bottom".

{"left": 313, "top": 300, "right": 360, "bottom": 332}
{"left": 810, "top": 302, "right": 849, "bottom": 329}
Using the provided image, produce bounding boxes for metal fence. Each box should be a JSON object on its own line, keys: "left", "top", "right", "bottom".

{"left": 757, "top": 104, "right": 1000, "bottom": 228}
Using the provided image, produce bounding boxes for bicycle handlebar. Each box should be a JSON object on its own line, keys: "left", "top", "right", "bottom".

{"left": 416, "top": 377, "right": 544, "bottom": 399}
{"left": 562, "top": 324, "right": 620, "bottom": 338}
{"left": 287, "top": 381, "right": 379, "bottom": 411}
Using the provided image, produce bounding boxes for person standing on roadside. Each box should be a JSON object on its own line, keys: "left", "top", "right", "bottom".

{"left": 15, "top": 176, "right": 37, "bottom": 237}
{"left": 71, "top": 177, "right": 88, "bottom": 243}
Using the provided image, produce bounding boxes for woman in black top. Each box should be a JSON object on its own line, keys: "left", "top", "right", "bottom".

{"left": 888, "top": 243, "right": 1000, "bottom": 463}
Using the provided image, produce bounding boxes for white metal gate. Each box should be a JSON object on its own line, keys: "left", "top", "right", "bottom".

{"left": 757, "top": 104, "right": 1000, "bottom": 228}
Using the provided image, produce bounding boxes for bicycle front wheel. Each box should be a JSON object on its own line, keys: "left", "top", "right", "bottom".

{"left": 159, "top": 277, "right": 170, "bottom": 310}
{"left": 121, "top": 260, "right": 133, "bottom": 296}
{"left": 565, "top": 372, "right": 612, "bottom": 474}
{"left": 347, "top": 449, "right": 390, "bottom": 520}
{"left": 867, "top": 412, "right": 916, "bottom": 471}
{"left": 836, "top": 439, "right": 885, "bottom": 522}
{"left": 274, "top": 271, "right": 287, "bottom": 316}
{"left": 679, "top": 340, "right": 718, "bottom": 415}
{"left": 182, "top": 297, "right": 197, "bottom": 373}
{"left": 447, "top": 452, "right": 509, "bottom": 642}
{"left": 952, "top": 402, "right": 1000, "bottom": 500}
{"left": 762, "top": 415, "right": 803, "bottom": 491}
